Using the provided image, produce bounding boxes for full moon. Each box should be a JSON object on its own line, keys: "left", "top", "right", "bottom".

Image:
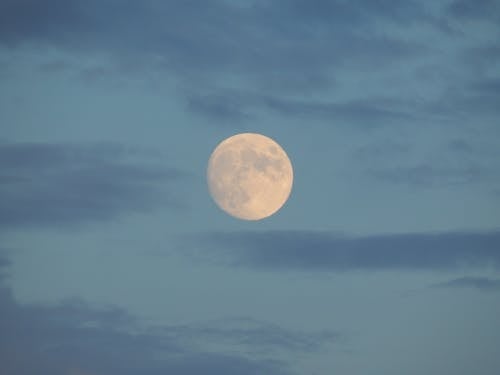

{"left": 207, "top": 133, "right": 293, "bottom": 220}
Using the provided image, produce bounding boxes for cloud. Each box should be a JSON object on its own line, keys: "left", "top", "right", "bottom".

{"left": 0, "top": 252, "right": 335, "bottom": 375}
{"left": 186, "top": 91, "right": 255, "bottom": 124}
{"left": 0, "top": 141, "right": 187, "bottom": 230}
{"left": 187, "top": 89, "right": 419, "bottom": 127}
{"left": 447, "top": 0, "right": 500, "bottom": 22}
{"left": 427, "top": 79, "right": 500, "bottom": 121}
{"left": 0, "top": 255, "right": 10, "bottom": 281}
{"left": 431, "top": 276, "right": 500, "bottom": 292}
{"left": 368, "top": 163, "right": 494, "bottom": 187}
{"left": 461, "top": 45, "right": 500, "bottom": 70}
{"left": 184, "top": 230, "right": 500, "bottom": 271}
{"left": 3, "top": 0, "right": 498, "bottom": 132}
{"left": 0, "top": 0, "right": 431, "bottom": 92}
{"left": 354, "top": 134, "right": 500, "bottom": 189}
{"left": 159, "top": 317, "right": 338, "bottom": 355}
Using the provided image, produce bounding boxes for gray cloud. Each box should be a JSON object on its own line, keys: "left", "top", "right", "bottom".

{"left": 462, "top": 45, "right": 500, "bottom": 70}
{"left": 354, "top": 134, "right": 500, "bottom": 188}
{"left": 368, "top": 163, "right": 494, "bottom": 187}
{"left": 353, "top": 140, "right": 411, "bottom": 162}
{"left": 431, "top": 276, "right": 500, "bottom": 292}
{"left": 0, "top": 252, "right": 336, "bottom": 375}
{"left": 186, "top": 91, "right": 255, "bottom": 124}
{"left": 159, "top": 317, "right": 338, "bottom": 355}
{"left": 0, "top": 0, "right": 431, "bottom": 91}
{"left": 184, "top": 230, "right": 500, "bottom": 271}
{"left": 257, "top": 96, "right": 418, "bottom": 126}
{"left": 3, "top": 0, "right": 498, "bottom": 131}
{"left": 0, "top": 255, "right": 10, "bottom": 281}
{"left": 428, "top": 81, "right": 500, "bottom": 121}
{"left": 186, "top": 61, "right": 500, "bottom": 127}
{"left": 0, "top": 0, "right": 86, "bottom": 44}
{"left": 447, "top": 0, "right": 500, "bottom": 22}
{"left": 0, "top": 142, "right": 187, "bottom": 230}
{"left": 187, "top": 89, "right": 419, "bottom": 127}
{"left": 469, "top": 78, "right": 500, "bottom": 94}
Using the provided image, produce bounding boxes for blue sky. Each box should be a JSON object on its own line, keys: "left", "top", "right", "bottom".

{"left": 1, "top": 0, "right": 500, "bottom": 374}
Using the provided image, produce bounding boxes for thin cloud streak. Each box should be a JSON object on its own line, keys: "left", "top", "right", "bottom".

{"left": 186, "top": 230, "right": 500, "bottom": 271}
{"left": 431, "top": 276, "right": 500, "bottom": 291}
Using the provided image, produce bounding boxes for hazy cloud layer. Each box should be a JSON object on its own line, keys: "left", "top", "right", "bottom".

{"left": 0, "top": 0, "right": 430, "bottom": 85}
{"left": 0, "top": 253, "right": 335, "bottom": 375}
{"left": 0, "top": 142, "right": 187, "bottom": 229}
{"left": 1, "top": 0, "right": 498, "bottom": 130}
{"left": 186, "top": 230, "right": 500, "bottom": 271}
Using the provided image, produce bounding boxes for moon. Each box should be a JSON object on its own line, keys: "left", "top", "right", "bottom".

{"left": 207, "top": 133, "right": 293, "bottom": 220}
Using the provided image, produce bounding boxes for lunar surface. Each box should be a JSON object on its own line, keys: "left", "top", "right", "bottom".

{"left": 207, "top": 133, "right": 293, "bottom": 220}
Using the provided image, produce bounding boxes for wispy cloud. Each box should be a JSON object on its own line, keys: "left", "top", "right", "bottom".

{"left": 0, "top": 141, "right": 188, "bottom": 230}
{"left": 159, "top": 317, "right": 338, "bottom": 355}
{"left": 184, "top": 230, "right": 500, "bottom": 271}
{"left": 187, "top": 89, "right": 419, "bottom": 126}
{"left": 368, "top": 163, "right": 493, "bottom": 187}
{"left": 0, "top": 252, "right": 335, "bottom": 375}
{"left": 0, "top": 0, "right": 431, "bottom": 91}
{"left": 2, "top": 0, "right": 498, "bottom": 133}
{"left": 431, "top": 276, "right": 500, "bottom": 291}
{"left": 353, "top": 133, "right": 500, "bottom": 189}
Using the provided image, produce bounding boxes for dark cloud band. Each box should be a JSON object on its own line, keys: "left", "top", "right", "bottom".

{"left": 186, "top": 230, "right": 500, "bottom": 271}
{"left": 0, "top": 142, "right": 187, "bottom": 229}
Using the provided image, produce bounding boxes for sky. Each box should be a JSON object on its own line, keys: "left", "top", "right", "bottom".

{"left": 1, "top": 0, "right": 500, "bottom": 374}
